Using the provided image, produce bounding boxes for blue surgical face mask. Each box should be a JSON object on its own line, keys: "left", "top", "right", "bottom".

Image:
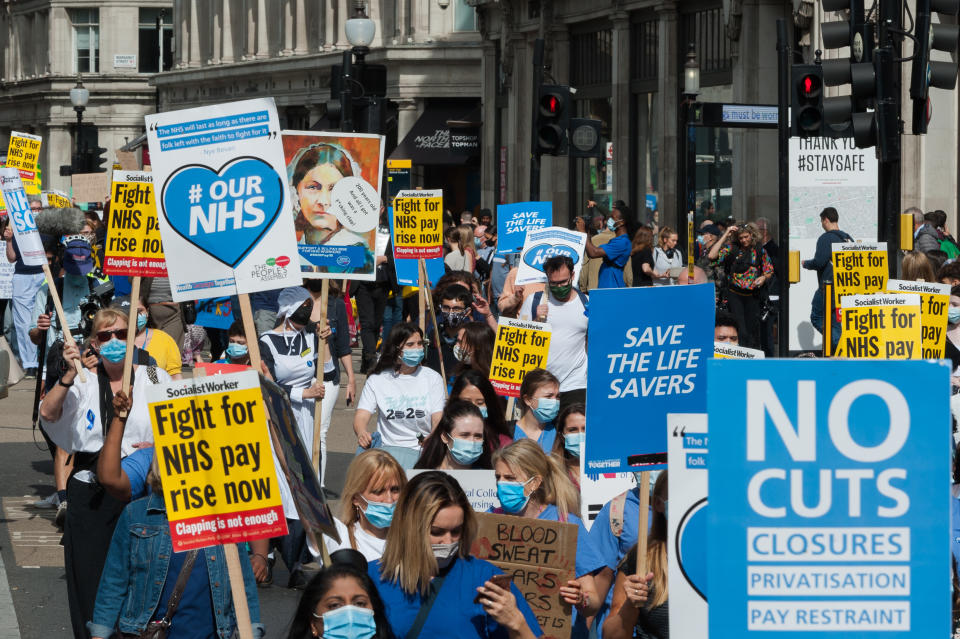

{"left": 359, "top": 496, "right": 395, "bottom": 529}
{"left": 531, "top": 397, "right": 559, "bottom": 423}
{"left": 950, "top": 307, "right": 960, "bottom": 325}
{"left": 313, "top": 605, "right": 377, "bottom": 639}
{"left": 99, "top": 338, "right": 127, "bottom": 363}
{"left": 478, "top": 404, "right": 488, "bottom": 419}
{"left": 226, "top": 343, "right": 248, "bottom": 359}
{"left": 607, "top": 218, "right": 617, "bottom": 231}
{"left": 136, "top": 313, "right": 147, "bottom": 332}
{"left": 400, "top": 347, "right": 424, "bottom": 367}
{"left": 564, "top": 432, "right": 585, "bottom": 457}
{"left": 448, "top": 437, "right": 483, "bottom": 466}
{"left": 497, "top": 477, "right": 536, "bottom": 514}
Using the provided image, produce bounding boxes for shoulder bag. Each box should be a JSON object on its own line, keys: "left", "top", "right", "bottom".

{"left": 134, "top": 549, "right": 201, "bottom": 639}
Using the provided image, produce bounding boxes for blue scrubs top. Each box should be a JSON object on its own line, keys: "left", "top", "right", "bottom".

{"left": 512, "top": 422, "right": 557, "bottom": 454}
{"left": 121, "top": 447, "right": 155, "bottom": 500}
{"left": 597, "top": 234, "right": 631, "bottom": 289}
{"left": 369, "top": 556, "right": 543, "bottom": 638}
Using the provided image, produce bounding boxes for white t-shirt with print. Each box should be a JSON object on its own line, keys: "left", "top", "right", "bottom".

{"left": 518, "top": 290, "right": 588, "bottom": 392}
{"left": 357, "top": 366, "right": 446, "bottom": 448}
{"left": 324, "top": 517, "right": 387, "bottom": 563}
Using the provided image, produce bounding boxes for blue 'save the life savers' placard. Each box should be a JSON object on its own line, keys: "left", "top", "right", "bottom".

{"left": 707, "top": 359, "right": 950, "bottom": 638}
{"left": 497, "top": 201, "right": 551, "bottom": 255}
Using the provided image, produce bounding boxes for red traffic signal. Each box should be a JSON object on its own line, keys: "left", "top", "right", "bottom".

{"left": 540, "top": 92, "right": 562, "bottom": 116}
{"left": 536, "top": 85, "right": 570, "bottom": 155}
{"left": 800, "top": 74, "right": 822, "bottom": 99}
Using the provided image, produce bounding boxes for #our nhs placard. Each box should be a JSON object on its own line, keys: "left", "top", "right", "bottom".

{"left": 515, "top": 226, "right": 587, "bottom": 286}
{"left": 584, "top": 285, "right": 714, "bottom": 473}
{"left": 707, "top": 359, "right": 950, "bottom": 638}
{"left": 497, "top": 201, "right": 552, "bottom": 255}
{"left": 146, "top": 98, "right": 302, "bottom": 300}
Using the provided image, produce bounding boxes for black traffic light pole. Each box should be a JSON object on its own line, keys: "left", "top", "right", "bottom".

{"left": 776, "top": 19, "right": 790, "bottom": 358}
{"left": 340, "top": 50, "right": 354, "bottom": 134}
{"left": 529, "top": 38, "right": 544, "bottom": 201}
{"left": 877, "top": 0, "right": 902, "bottom": 276}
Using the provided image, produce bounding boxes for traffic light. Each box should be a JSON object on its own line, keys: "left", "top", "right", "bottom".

{"left": 819, "top": 0, "right": 877, "bottom": 146}
{"left": 535, "top": 85, "right": 570, "bottom": 156}
{"left": 568, "top": 118, "right": 604, "bottom": 158}
{"left": 91, "top": 146, "right": 108, "bottom": 173}
{"left": 791, "top": 64, "right": 824, "bottom": 137}
{"left": 910, "top": 0, "right": 960, "bottom": 134}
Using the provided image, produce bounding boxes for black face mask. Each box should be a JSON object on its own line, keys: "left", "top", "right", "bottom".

{"left": 441, "top": 310, "right": 470, "bottom": 328}
{"left": 289, "top": 302, "right": 313, "bottom": 327}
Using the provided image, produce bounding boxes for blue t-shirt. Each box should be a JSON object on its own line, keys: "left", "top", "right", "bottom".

{"left": 512, "top": 422, "right": 557, "bottom": 454}
{"left": 369, "top": 556, "right": 543, "bottom": 638}
{"left": 153, "top": 550, "right": 217, "bottom": 639}
{"left": 597, "top": 234, "right": 632, "bottom": 289}
{"left": 122, "top": 447, "right": 155, "bottom": 500}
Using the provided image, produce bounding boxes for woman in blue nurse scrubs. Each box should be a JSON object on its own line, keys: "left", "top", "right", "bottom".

{"left": 512, "top": 369, "right": 561, "bottom": 453}
{"left": 368, "top": 472, "right": 542, "bottom": 639}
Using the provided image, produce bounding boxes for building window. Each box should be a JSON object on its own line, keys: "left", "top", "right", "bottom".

{"left": 570, "top": 29, "right": 612, "bottom": 90}
{"left": 681, "top": 5, "right": 733, "bottom": 85}
{"left": 139, "top": 8, "right": 174, "bottom": 73}
{"left": 630, "top": 17, "right": 658, "bottom": 89}
{"left": 70, "top": 8, "right": 99, "bottom": 73}
{"left": 454, "top": 0, "right": 478, "bottom": 31}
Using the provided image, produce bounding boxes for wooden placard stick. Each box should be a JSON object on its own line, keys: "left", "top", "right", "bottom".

{"left": 419, "top": 258, "right": 446, "bottom": 392}
{"left": 418, "top": 261, "right": 426, "bottom": 334}
{"left": 118, "top": 276, "right": 140, "bottom": 416}
{"left": 311, "top": 278, "right": 330, "bottom": 473}
{"left": 237, "top": 294, "right": 263, "bottom": 373}
{"left": 40, "top": 263, "right": 86, "bottom": 382}
{"left": 635, "top": 471, "right": 651, "bottom": 577}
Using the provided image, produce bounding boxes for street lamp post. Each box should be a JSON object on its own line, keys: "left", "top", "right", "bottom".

{"left": 678, "top": 43, "right": 700, "bottom": 236}
{"left": 69, "top": 75, "right": 89, "bottom": 172}
{"left": 341, "top": 1, "right": 376, "bottom": 133}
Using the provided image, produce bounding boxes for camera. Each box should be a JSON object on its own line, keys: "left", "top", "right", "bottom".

{"left": 77, "top": 277, "right": 115, "bottom": 338}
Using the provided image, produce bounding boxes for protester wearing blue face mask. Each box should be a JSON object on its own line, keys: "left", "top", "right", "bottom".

{"left": 38, "top": 307, "right": 171, "bottom": 638}
{"left": 213, "top": 321, "right": 251, "bottom": 367}
{"left": 354, "top": 323, "right": 446, "bottom": 469}
{"left": 415, "top": 400, "right": 493, "bottom": 470}
{"left": 287, "top": 548, "right": 391, "bottom": 639}
{"left": 450, "top": 370, "right": 514, "bottom": 450}
{"left": 512, "top": 369, "right": 561, "bottom": 454}
{"left": 551, "top": 403, "right": 586, "bottom": 490}
{"left": 128, "top": 297, "right": 184, "bottom": 379}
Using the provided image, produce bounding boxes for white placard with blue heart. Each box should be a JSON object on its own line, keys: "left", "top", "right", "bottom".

{"left": 145, "top": 98, "right": 302, "bottom": 301}
{"left": 0, "top": 168, "right": 46, "bottom": 266}
{"left": 514, "top": 225, "right": 588, "bottom": 286}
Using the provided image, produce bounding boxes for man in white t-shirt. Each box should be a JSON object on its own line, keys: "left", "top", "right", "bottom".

{"left": 518, "top": 255, "right": 588, "bottom": 409}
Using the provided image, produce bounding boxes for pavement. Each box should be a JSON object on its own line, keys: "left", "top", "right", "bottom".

{"left": 0, "top": 358, "right": 367, "bottom": 639}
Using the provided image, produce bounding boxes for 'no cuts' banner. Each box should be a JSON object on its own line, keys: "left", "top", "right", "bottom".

{"left": 0, "top": 169, "right": 45, "bottom": 266}
{"left": 584, "top": 285, "right": 714, "bottom": 473}
{"left": 707, "top": 359, "right": 950, "bottom": 637}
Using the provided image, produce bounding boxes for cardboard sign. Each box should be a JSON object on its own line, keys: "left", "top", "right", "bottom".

{"left": 104, "top": 171, "right": 167, "bottom": 276}
{"left": 707, "top": 359, "right": 950, "bottom": 637}
{"left": 831, "top": 242, "right": 887, "bottom": 306}
{"left": 42, "top": 190, "right": 71, "bottom": 208}
{"left": 714, "top": 342, "right": 765, "bottom": 359}
{"left": 6, "top": 131, "right": 42, "bottom": 194}
{"left": 471, "top": 513, "right": 578, "bottom": 639}
{"left": 195, "top": 296, "right": 235, "bottom": 330}
{"left": 146, "top": 371, "right": 288, "bottom": 551}
{"left": 387, "top": 206, "right": 445, "bottom": 286}
{"left": 407, "top": 469, "right": 497, "bottom": 512}
{"left": 515, "top": 226, "right": 587, "bottom": 286}
{"left": 835, "top": 293, "right": 922, "bottom": 359}
{"left": 146, "top": 98, "right": 303, "bottom": 300}
{"left": 393, "top": 189, "right": 443, "bottom": 259}
{"left": 0, "top": 169, "right": 45, "bottom": 266}
{"left": 71, "top": 172, "right": 111, "bottom": 204}
{"left": 667, "top": 413, "right": 708, "bottom": 639}
{"left": 260, "top": 377, "right": 339, "bottom": 544}
{"left": 115, "top": 149, "right": 139, "bottom": 170}
{"left": 489, "top": 318, "right": 552, "bottom": 397}
{"left": 497, "top": 201, "right": 552, "bottom": 255}
{"left": 283, "top": 131, "right": 385, "bottom": 281}
{"left": 886, "top": 279, "right": 950, "bottom": 358}
{"left": 585, "top": 285, "right": 714, "bottom": 473}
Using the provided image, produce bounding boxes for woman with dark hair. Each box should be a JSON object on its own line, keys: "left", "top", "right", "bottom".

{"left": 370, "top": 471, "right": 541, "bottom": 638}
{"left": 454, "top": 321, "right": 495, "bottom": 378}
{"left": 287, "top": 549, "right": 392, "bottom": 639}
{"left": 450, "top": 369, "right": 512, "bottom": 449}
{"left": 354, "top": 322, "right": 445, "bottom": 468}
{"left": 708, "top": 222, "right": 774, "bottom": 348}
{"left": 550, "top": 403, "right": 586, "bottom": 489}
{"left": 414, "top": 400, "right": 492, "bottom": 470}
{"left": 289, "top": 142, "right": 374, "bottom": 275}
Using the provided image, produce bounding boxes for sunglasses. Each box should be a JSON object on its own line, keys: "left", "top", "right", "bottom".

{"left": 96, "top": 329, "right": 127, "bottom": 342}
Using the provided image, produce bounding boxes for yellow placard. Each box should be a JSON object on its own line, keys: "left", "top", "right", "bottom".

{"left": 148, "top": 371, "right": 287, "bottom": 551}
{"left": 393, "top": 189, "right": 443, "bottom": 259}
{"left": 886, "top": 279, "right": 951, "bottom": 358}
{"left": 835, "top": 293, "right": 922, "bottom": 359}
{"left": 6, "top": 132, "right": 42, "bottom": 194}
{"left": 387, "top": 159, "right": 412, "bottom": 169}
{"left": 831, "top": 242, "right": 888, "bottom": 307}
{"left": 42, "top": 190, "right": 71, "bottom": 208}
{"left": 103, "top": 170, "right": 166, "bottom": 276}
{"left": 489, "top": 317, "right": 552, "bottom": 397}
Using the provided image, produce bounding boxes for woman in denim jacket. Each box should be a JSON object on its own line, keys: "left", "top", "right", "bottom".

{"left": 87, "top": 484, "right": 264, "bottom": 638}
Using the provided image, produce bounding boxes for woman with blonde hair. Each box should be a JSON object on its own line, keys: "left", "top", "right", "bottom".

{"left": 324, "top": 449, "right": 407, "bottom": 562}
{"left": 651, "top": 226, "right": 683, "bottom": 285}
{"left": 370, "top": 471, "right": 542, "bottom": 638}
{"left": 492, "top": 439, "right": 604, "bottom": 638}
{"left": 444, "top": 223, "right": 477, "bottom": 273}
{"left": 902, "top": 250, "right": 937, "bottom": 282}
{"left": 630, "top": 226, "right": 657, "bottom": 286}
{"left": 603, "top": 471, "right": 669, "bottom": 639}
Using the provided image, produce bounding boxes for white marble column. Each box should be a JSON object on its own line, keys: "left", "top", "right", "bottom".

{"left": 189, "top": 0, "right": 201, "bottom": 67}
{"left": 211, "top": 2, "right": 222, "bottom": 64}
{"left": 178, "top": 0, "right": 190, "bottom": 68}
{"left": 294, "top": 0, "right": 307, "bottom": 54}
{"left": 221, "top": 0, "right": 234, "bottom": 62}
{"left": 244, "top": 0, "right": 256, "bottom": 60}
{"left": 256, "top": 0, "right": 269, "bottom": 57}
{"left": 282, "top": 0, "right": 293, "bottom": 55}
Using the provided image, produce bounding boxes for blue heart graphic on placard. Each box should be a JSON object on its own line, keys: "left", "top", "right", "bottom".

{"left": 161, "top": 156, "right": 284, "bottom": 267}
{"left": 522, "top": 243, "right": 581, "bottom": 273}
{"left": 677, "top": 498, "right": 708, "bottom": 601}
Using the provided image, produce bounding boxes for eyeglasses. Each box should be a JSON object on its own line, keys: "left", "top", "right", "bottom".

{"left": 440, "top": 305, "right": 466, "bottom": 314}
{"left": 96, "top": 329, "right": 127, "bottom": 342}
